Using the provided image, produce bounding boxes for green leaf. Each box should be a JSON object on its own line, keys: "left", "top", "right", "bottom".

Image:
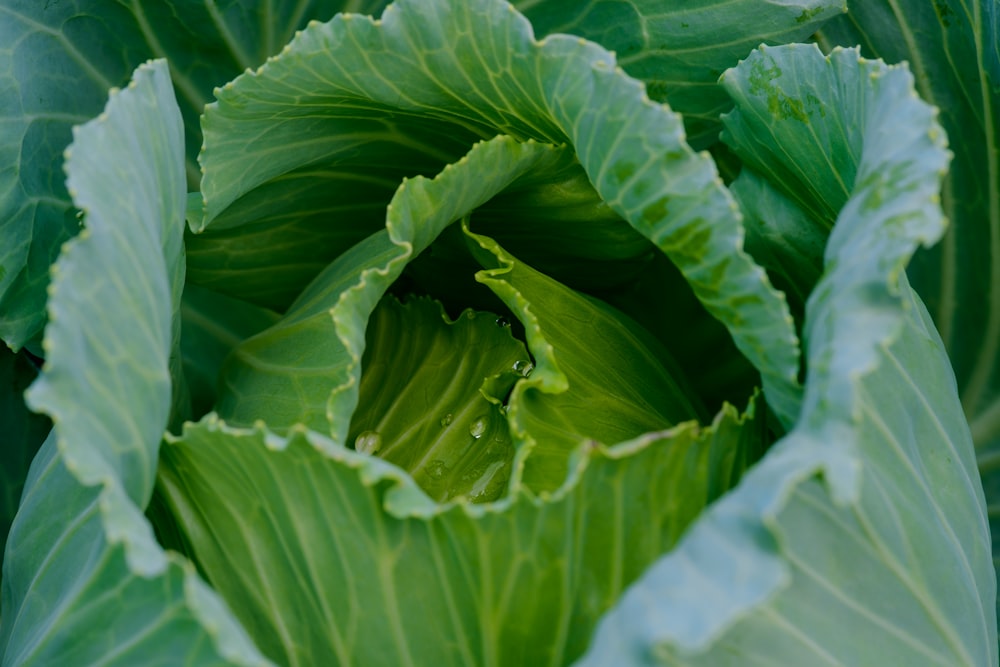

{"left": 199, "top": 0, "right": 802, "bottom": 427}
{"left": 25, "top": 59, "right": 187, "bottom": 501}
{"left": 453, "top": 159, "right": 657, "bottom": 292}
{"left": 576, "top": 44, "right": 995, "bottom": 666}
{"left": 589, "top": 251, "right": 763, "bottom": 413}
{"left": 730, "top": 169, "right": 825, "bottom": 315}
{"left": 347, "top": 295, "right": 529, "bottom": 503}
{"left": 158, "top": 394, "right": 765, "bottom": 667}
{"left": 815, "top": 0, "right": 1000, "bottom": 623}
{"left": 0, "top": 348, "right": 49, "bottom": 571}
{"left": 466, "top": 225, "right": 707, "bottom": 493}
{"left": 183, "top": 138, "right": 452, "bottom": 310}
{"left": 215, "top": 130, "right": 712, "bottom": 502}
{"left": 720, "top": 44, "right": 867, "bottom": 230}
{"left": 0, "top": 0, "right": 388, "bottom": 348}
{"left": 516, "top": 0, "right": 847, "bottom": 147}
{"left": 179, "top": 283, "right": 281, "bottom": 420}
{"left": 2, "top": 435, "right": 270, "bottom": 666}
{"left": 1, "top": 60, "right": 268, "bottom": 665}
{"left": 214, "top": 136, "right": 572, "bottom": 439}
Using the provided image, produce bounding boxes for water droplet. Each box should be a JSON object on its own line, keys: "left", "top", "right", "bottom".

{"left": 495, "top": 316, "right": 510, "bottom": 328}
{"left": 469, "top": 416, "right": 487, "bottom": 439}
{"left": 512, "top": 360, "right": 533, "bottom": 377}
{"left": 468, "top": 460, "right": 508, "bottom": 502}
{"left": 426, "top": 460, "right": 449, "bottom": 480}
{"left": 354, "top": 430, "right": 382, "bottom": 456}
{"left": 440, "top": 413, "right": 454, "bottom": 427}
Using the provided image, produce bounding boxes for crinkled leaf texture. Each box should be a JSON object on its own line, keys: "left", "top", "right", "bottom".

{"left": 196, "top": 0, "right": 802, "bottom": 427}
{"left": 160, "top": 395, "right": 765, "bottom": 666}
{"left": 0, "top": 0, "right": 392, "bottom": 350}
{"left": 576, "top": 45, "right": 996, "bottom": 666}
{"left": 2, "top": 3, "right": 993, "bottom": 667}
{"left": 164, "top": 126, "right": 767, "bottom": 665}
{"left": 0, "top": 0, "right": 840, "bottom": 350}
{"left": 816, "top": 0, "right": 1000, "bottom": 624}
{"left": 515, "top": 0, "right": 845, "bottom": 147}
{"left": 0, "top": 61, "right": 270, "bottom": 666}
{"left": 158, "top": 0, "right": 798, "bottom": 661}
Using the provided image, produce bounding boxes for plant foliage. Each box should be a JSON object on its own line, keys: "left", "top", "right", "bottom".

{"left": 1, "top": 1, "right": 997, "bottom": 665}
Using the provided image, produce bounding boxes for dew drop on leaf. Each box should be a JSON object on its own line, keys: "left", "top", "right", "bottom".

{"left": 354, "top": 430, "right": 382, "bottom": 456}
{"left": 426, "top": 460, "right": 449, "bottom": 480}
{"left": 468, "top": 460, "right": 508, "bottom": 502}
{"left": 469, "top": 416, "right": 487, "bottom": 439}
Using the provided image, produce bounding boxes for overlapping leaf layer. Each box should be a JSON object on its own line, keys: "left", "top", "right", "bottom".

{"left": 0, "top": 1, "right": 994, "bottom": 666}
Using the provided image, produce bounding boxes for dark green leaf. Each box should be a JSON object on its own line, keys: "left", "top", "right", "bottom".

{"left": 517, "top": 0, "right": 847, "bottom": 146}
{"left": 0, "top": 348, "right": 49, "bottom": 571}
{"left": 0, "top": 0, "right": 388, "bottom": 348}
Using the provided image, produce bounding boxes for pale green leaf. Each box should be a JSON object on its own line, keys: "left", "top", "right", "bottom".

{"left": 25, "top": 59, "right": 187, "bottom": 501}
{"left": 1, "top": 60, "right": 268, "bottom": 665}
{"left": 576, "top": 44, "right": 994, "bottom": 666}
{"left": 347, "top": 295, "right": 528, "bottom": 503}
{"left": 158, "top": 395, "right": 765, "bottom": 667}
{"left": 816, "top": 0, "right": 1000, "bottom": 621}
{"left": 1, "top": 435, "right": 271, "bottom": 667}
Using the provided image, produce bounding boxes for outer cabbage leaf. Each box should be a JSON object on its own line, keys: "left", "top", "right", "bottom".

{"left": 515, "top": 0, "right": 846, "bottom": 147}
{"left": 159, "top": 394, "right": 765, "bottom": 667}
{"left": 816, "top": 0, "right": 1000, "bottom": 621}
{"left": 0, "top": 60, "right": 269, "bottom": 666}
{"left": 2, "top": 435, "right": 271, "bottom": 667}
{"left": 0, "top": 0, "right": 388, "bottom": 349}
{"left": 576, "top": 45, "right": 995, "bottom": 666}
{"left": 198, "top": 0, "right": 802, "bottom": 427}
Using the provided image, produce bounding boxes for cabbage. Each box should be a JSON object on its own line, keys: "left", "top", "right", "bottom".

{"left": 1, "top": 1, "right": 997, "bottom": 664}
